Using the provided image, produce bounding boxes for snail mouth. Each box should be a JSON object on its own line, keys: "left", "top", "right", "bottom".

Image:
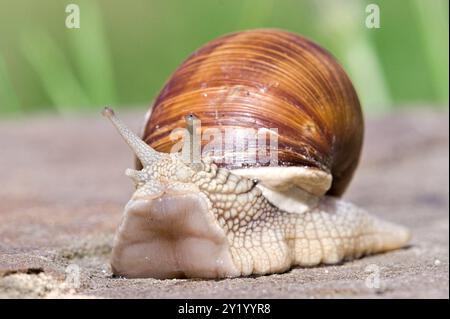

{"left": 124, "top": 192, "right": 217, "bottom": 232}
{"left": 111, "top": 193, "right": 239, "bottom": 279}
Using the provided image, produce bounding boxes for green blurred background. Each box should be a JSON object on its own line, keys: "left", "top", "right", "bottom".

{"left": 0, "top": 0, "right": 448, "bottom": 117}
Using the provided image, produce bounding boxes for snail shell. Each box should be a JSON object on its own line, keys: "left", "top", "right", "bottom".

{"left": 140, "top": 29, "right": 363, "bottom": 198}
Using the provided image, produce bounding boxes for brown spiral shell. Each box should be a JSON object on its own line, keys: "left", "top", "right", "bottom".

{"left": 140, "top": 29, "right": 363, "bottom": 196}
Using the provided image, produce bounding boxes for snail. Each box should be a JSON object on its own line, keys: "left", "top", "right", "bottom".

{"left": 103, "top": 29, "right": 410, "bottom": 279}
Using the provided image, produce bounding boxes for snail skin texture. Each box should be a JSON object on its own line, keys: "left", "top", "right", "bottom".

{"left": 104, "top": 29, "right": 410, "bottom": 279}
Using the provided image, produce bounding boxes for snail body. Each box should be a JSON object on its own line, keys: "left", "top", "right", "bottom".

{"left": 104, "top": 30, "right": 410, "bottom": 279}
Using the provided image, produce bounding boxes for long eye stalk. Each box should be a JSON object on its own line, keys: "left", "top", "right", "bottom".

{"left": 102, "top": 107, "right": 161, "bottom": 166}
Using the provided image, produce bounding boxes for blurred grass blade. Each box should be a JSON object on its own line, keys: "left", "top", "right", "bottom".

{"left": 68, "top": 0, "right": 117, "bottom": 107}
{"left": 312, "top": 0, "right": 392, "bottom": 113}
{"left": 0, "top": 53, "right": 21, "bottom": 115}
{"left": 412, "top": 0, "right": 449, "bottom": 104}
{"left": 20, "top": 29, "right": 91, "bottom": 112}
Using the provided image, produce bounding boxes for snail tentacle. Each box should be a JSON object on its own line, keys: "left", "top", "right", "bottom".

{"left": 102, "top": 107, "right": 162, "bottom": 166}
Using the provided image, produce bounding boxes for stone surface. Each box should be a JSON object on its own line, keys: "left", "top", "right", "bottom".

{"left": 0, "top": 108, "right": 448, "bottom": 298}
